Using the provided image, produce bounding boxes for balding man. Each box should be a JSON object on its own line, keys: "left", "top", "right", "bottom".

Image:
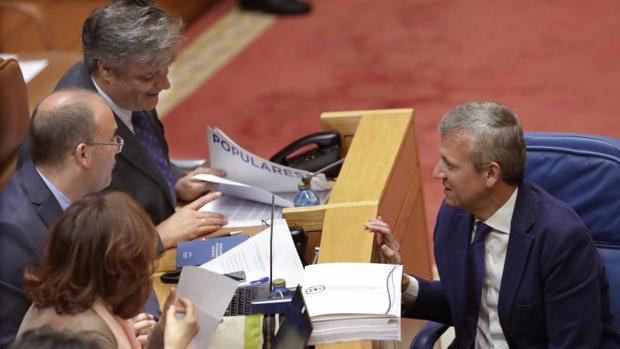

{"left": 0, "top": 89, "right": 121, "bottom": 348}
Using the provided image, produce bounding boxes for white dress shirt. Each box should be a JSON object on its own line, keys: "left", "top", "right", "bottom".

{"left": 404, "top": 188, "right": 518, "bottom": 349}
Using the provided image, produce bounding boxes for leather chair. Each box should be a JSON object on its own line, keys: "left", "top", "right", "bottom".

{"left": 410, "top": 132, "right": 620, "bottom": 348}
{"left": 0, "top": 58, "right": 30, "bottom": 188}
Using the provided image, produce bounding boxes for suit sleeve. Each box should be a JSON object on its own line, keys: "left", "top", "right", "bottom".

{"left": 403, "top": 277, "right": 453, "bottom": 325}
{"left": 0, "top": 222, "right": 38, "bottom": 349}
{"left": 543, "top": 227, "right": 605, "bottom": 348}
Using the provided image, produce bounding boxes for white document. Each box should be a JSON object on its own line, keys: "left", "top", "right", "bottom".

{"left": 199, "top": 195, "right": 282, "bottom": 227}
{"left": 193, "top": 173, "right": 293, "bottom": 207}
{"left": 302, "top": 263, "right": 402, "bottom": 344}
{"left": 208, "top": 126, "right": 329, "bottom": 193}
{"left": 200, "top": 219, "right": 305, "bottom": 287}
{"left": 303, "top": 263, "right": 402, "bottom": 319}
{"left": 0, "top": 54, "right": 48, "bottom": 83}
{"left": 176, "top": 266, "right": 240, "bottom": 349}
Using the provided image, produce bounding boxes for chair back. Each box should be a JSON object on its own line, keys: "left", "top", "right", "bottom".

{"left": 524, "top": 132, "right": 620, "bottom": 325}
{"left": 0, "top": 58, "right": 30, "bottom": 188}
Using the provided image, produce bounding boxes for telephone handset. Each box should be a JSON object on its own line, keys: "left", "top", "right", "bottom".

{"left": 270, "top": 131, "right": 342, "bottom": 178}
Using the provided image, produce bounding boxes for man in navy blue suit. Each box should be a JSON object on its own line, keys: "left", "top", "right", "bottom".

{"left": 0, "top": 90, "right": 121, "bottom": 348}
{"left": 366, "top": 101, "right": 620, "bottom": 348}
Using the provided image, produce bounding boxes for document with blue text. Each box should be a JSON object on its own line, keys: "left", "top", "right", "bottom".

{"left": 207, "top": 127, "right": 329, "bottom": 193}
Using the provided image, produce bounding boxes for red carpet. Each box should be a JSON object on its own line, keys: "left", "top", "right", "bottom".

{"left": 164, "top": 0, "right": 620, "bottom": 236}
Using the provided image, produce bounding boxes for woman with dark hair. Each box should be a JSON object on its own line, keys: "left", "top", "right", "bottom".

{"left": 16, "top": 192, "right": 197, "bottom": 349}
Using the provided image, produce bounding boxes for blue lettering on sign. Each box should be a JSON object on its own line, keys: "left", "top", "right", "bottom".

{"left": 214, "top": 132, "right": 312, "bottom": 178}
{"left": 221, "top": 140, "right": 231, "bottom": 152}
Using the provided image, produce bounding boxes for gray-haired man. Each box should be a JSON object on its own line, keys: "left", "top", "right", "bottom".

{"left": 20, "top": 0, "right": 227, "bottom": 252}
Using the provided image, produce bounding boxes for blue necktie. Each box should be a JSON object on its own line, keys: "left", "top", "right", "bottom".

{"left": 464, "top": 222, "right": 492, "bottom": 349}
{"left": 131, "top": 111, "right": 176, "bottom": 203}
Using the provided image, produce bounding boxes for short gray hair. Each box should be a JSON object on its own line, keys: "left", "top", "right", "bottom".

{"left": 30, "top": 90, "right": 99, "bottom": 167}
{"left": 82, "top": 1, "right": 183, "bottom": 74}
{"left": 438, "top": 101, "right": 526, "bottom": 185}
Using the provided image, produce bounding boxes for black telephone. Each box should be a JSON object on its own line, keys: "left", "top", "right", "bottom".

{"left": 270, "top": 131, "right": 342, "bottom": 178}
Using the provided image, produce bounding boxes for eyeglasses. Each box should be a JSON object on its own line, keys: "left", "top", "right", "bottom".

{"left": 86, "top": 135, "right": 124, "bottom": 154}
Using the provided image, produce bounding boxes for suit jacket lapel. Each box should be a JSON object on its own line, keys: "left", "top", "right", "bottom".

{"left": 498, "top": 183, "right": 535, "bottom": 335}
{"left": 115, "top": 115, "right": 174, "bottom": 206}
{"left": 21, "top": 162, "right": 64, "bottom": 228}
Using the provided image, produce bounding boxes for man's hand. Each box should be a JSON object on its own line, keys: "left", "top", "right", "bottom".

{"left": 157, "top": 191, "right": 227, "bottom": 249}
{"left": 364, "top": 217, "right": 410, "bottom": 291}
{"left": 126, "top": 313, "right": 156, "bottom": 348}
{"left": 164, "top": 298, "right": 198, "bottom": 349}
{"left": 176, "top": 167, "right": 227, "bottom": 202}
{"left": 364, "top": 216, "right": 402, "bottom": 264}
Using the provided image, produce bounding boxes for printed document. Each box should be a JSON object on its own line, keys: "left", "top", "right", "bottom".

{"left": 177, "top": 266, "right": 240, "bottom": 349}
{"left": 201, "top": 219, "right": 304, "bottom": 287}
{"left": 208, "top": 126, "right": 329, "bottom": 193}
{"left": 193, "top": 173, "right": 293, "bottom": 207}
{"left": 302, "top": 263, "right": 402, "bottom": 344}
{"left": 199, "top": 195, "right": 283, "bottom": 227}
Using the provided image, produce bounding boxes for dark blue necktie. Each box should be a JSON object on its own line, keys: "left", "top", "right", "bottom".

{"left": 131, "top": 111, "right": 176, "bottom": 203}
{"left": 464, "top": 222, "right": 492, "bottom": 349}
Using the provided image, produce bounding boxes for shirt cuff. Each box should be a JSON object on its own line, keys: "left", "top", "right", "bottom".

{"left": 402, "top": 274, "right": 419, "bottom": 304}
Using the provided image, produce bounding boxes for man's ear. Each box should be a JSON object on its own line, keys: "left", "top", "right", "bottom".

{"left": 484, "top": 161, "right": 502, "bottom": 188}
{"left": 74, "top": 143, "right": 92, "bottom": 168}
{"left": 96, "top": 61, "right": 113, "bottom": 82}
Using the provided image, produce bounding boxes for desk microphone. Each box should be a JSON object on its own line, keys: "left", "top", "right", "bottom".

{"left": 269, "top": 194, "right": 274, "bottom": 293}
{"left": 300, "top": 157, "right": 346, "bottom": 186}
{"left": 251, "top": 195, "right": 293, "bottom": 314}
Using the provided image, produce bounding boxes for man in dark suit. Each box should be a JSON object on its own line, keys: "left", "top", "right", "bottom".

{"left": 365, "top": 101, "right": 620, "bottom": 348}
{"left": 0, "top": 90, "right": 121, "bottom": 348}
{"left": 19, "top": 1, "right": 227, "bottom": 251}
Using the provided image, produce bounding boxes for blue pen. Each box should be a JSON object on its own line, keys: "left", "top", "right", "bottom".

{"left": 250, "top": 276, "right": 269, "bottom": 284}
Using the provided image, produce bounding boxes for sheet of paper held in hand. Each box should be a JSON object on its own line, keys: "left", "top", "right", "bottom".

{"left": 198, "top": 194, "right": 284, "bottom": 227}
{"left": 207, "top": 126, "right": 329, "bottom": 193}
{"left": 177, "top": 266, "right": 240, "bottom": 349}
{"left": 193, "top": 173, "right": 294, "bottom": 207}
{"left": 201, "top": 219, "right": 305, "bottom": 287}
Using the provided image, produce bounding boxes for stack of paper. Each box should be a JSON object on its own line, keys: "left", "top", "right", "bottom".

{"left": 301, "top": 263, "right": 402, "bottom": 345}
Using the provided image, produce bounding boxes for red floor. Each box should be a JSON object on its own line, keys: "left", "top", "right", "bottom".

{"left": 164, "top": 0, "right": 620, "bottom": 240}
